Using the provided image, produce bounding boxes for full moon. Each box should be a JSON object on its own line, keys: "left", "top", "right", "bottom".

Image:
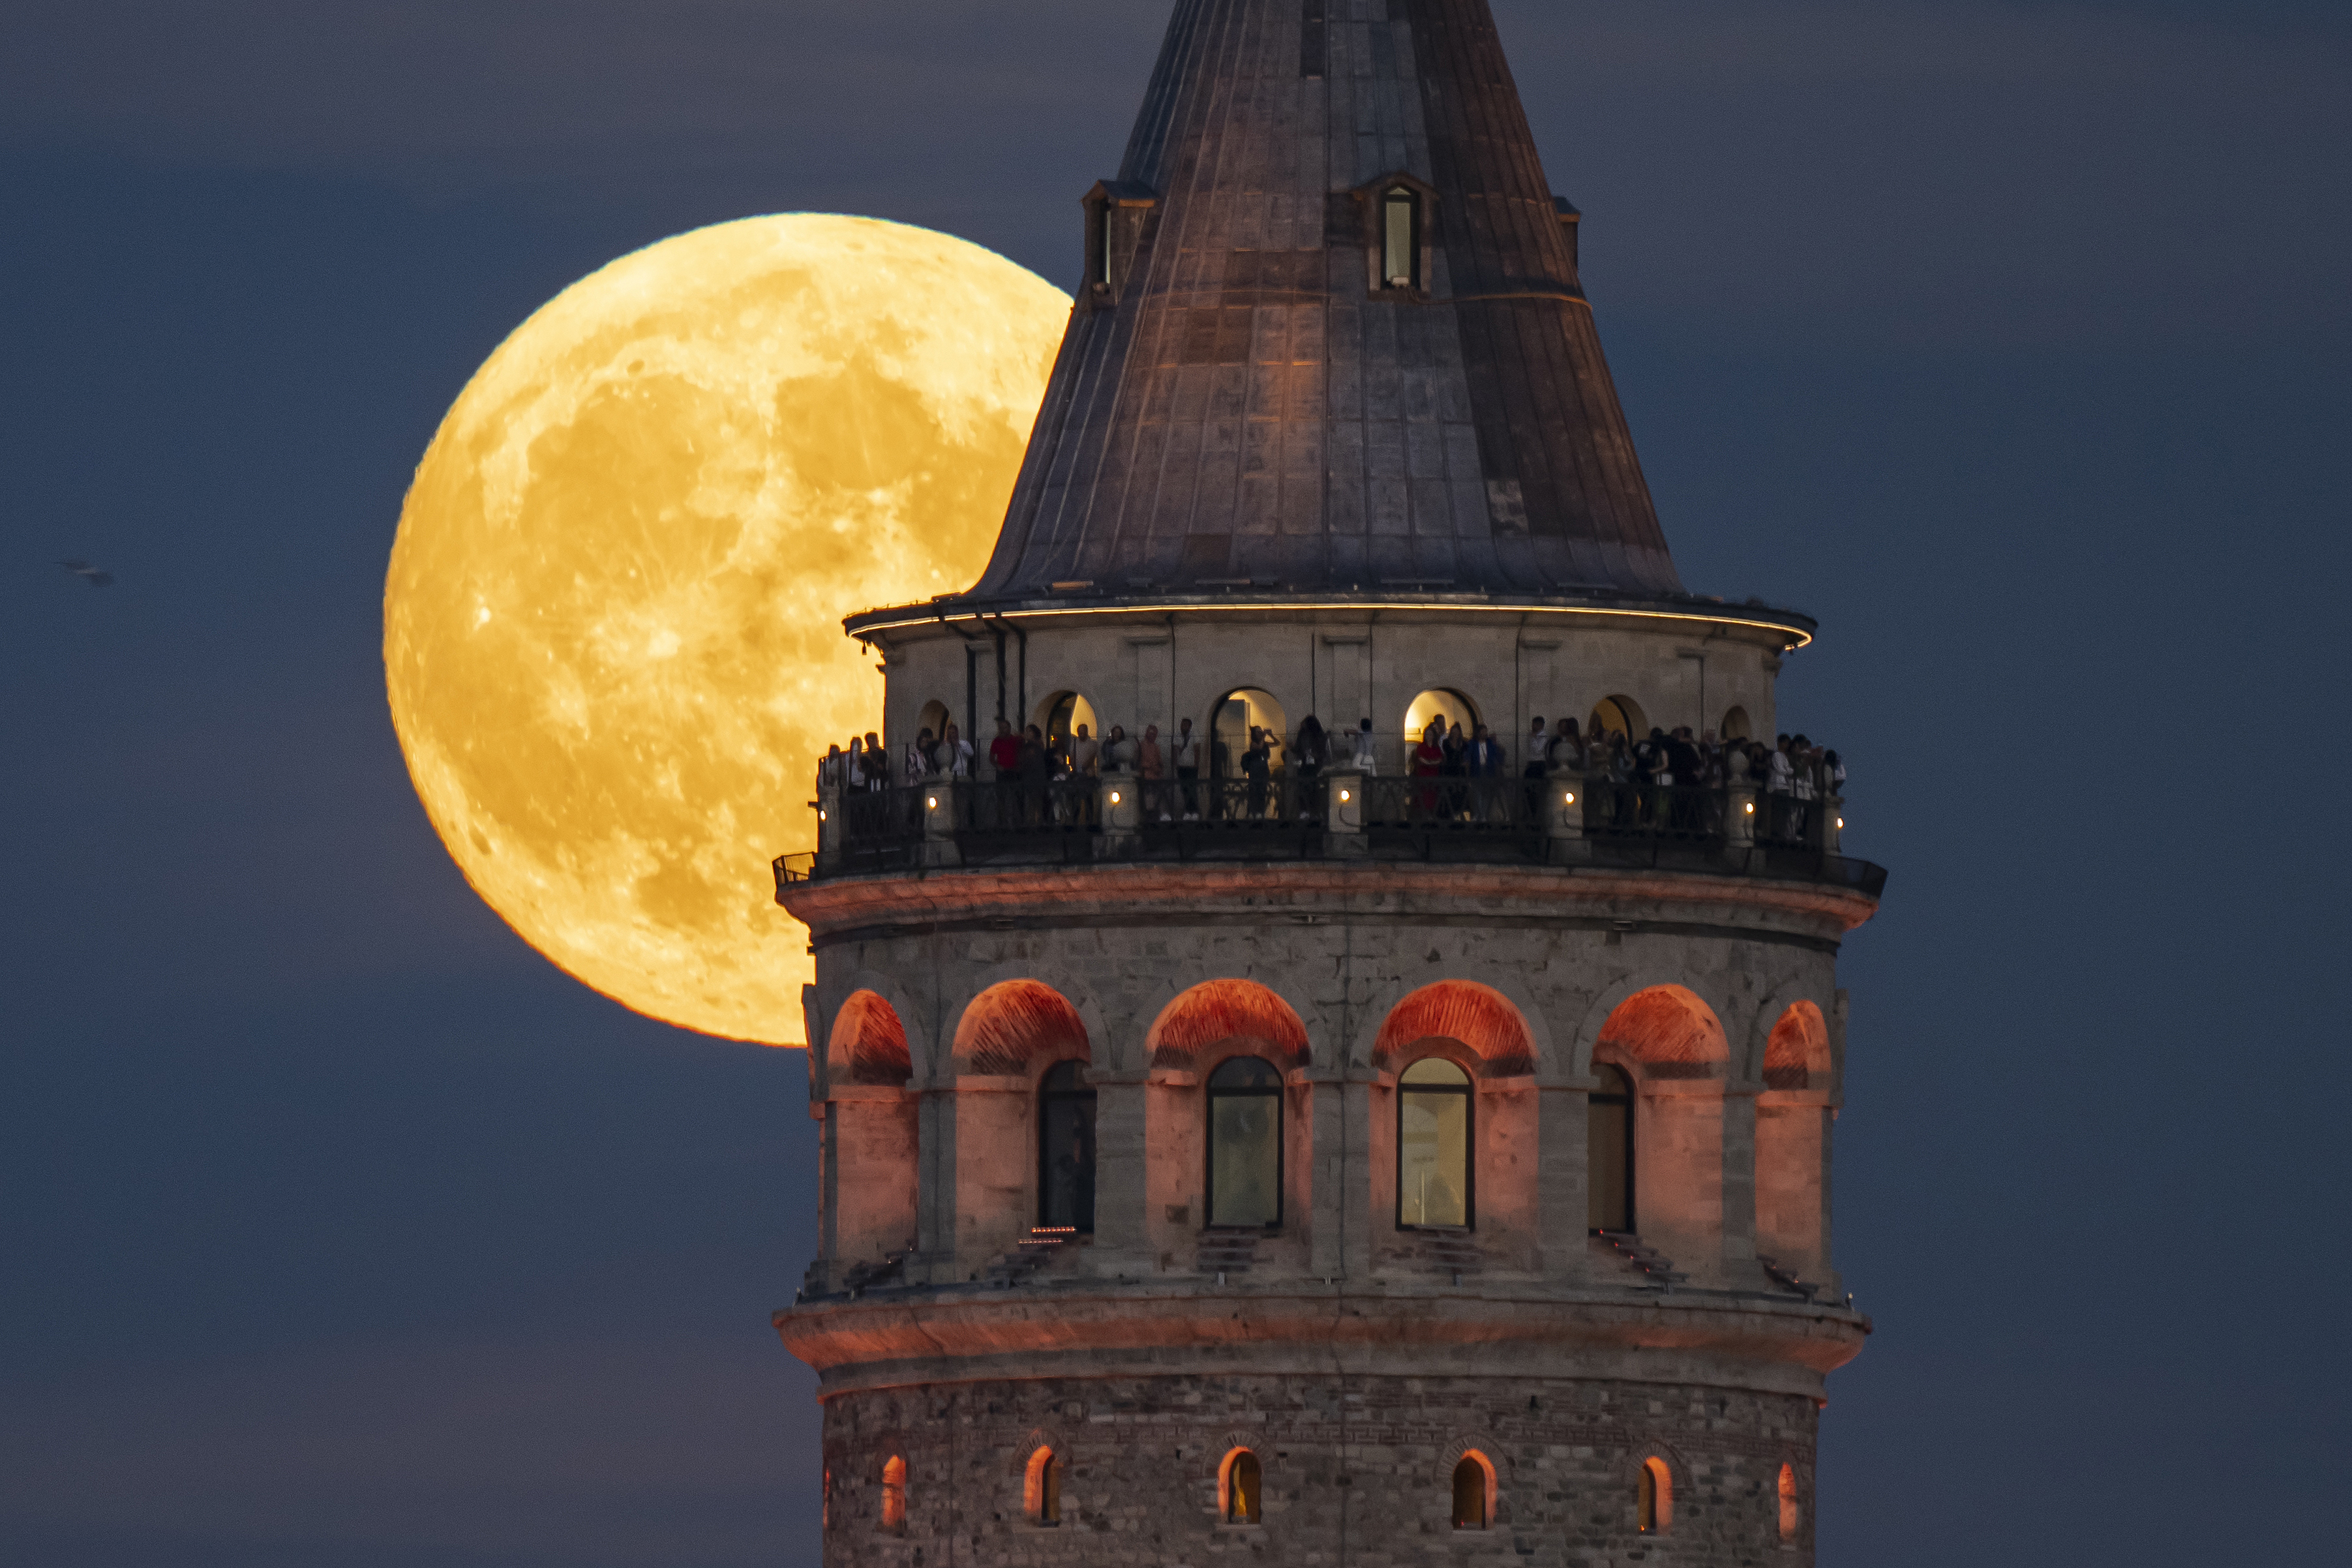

{"left": 385, "top": 215, "right": 1068, "bottom": 1046}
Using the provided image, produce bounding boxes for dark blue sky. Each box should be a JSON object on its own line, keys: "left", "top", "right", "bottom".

{"left": 4, "top": 3, "right": 2347, "bottom": 1564}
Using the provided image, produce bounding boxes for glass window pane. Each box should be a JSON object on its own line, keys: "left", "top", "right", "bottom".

{"left": 1041, "top": 1091, "right": 1096, "bottom": 1231}
{"left": 1401, "top": 1057, "right": 1468, "bottom": 1087}
{"left": 1210, "top": 1094, "right": 1280, "bottom": 1226}
{"left": 1210, "top": 1055, "right": 1281, "bottom": 1089}
{"left": 1588, "top": 1086, "right": 1631, "bottom": 1232}
{"left": 1400, "top": 1089, "right": 1470, "bottom": 1227}
{"left": 1385, "top": 194, "right": 1414, "bottom": 284}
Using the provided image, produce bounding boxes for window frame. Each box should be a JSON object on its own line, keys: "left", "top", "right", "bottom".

{"left": 1205, "top": 1055, "right": 1285, "bottom": 1229}
{"left": 1396, "top": 1055, "right": 1475, "bottom": 1232}
{"left": 1588, "top": 1061, "right": 1636, "bottom": 1235}
{"left": 1037, "top": 1059, "right": 1098, "bottom": 1233}
{"left": 1382, "top": 185, "right": 1422, "bottom": 290}
{"left": 1636, "top": 1455, "right": 1673, "bottom": 1535}
{"left": 1025, "top": 1445, "right": 1063, "bottom": 1528}
{"left": 1351, "top": 170, "right": 1438, "bottom": 298}
{"left": 1220, "top": 1447, "right": 1263, "bottom": 1526}
{"left": 1450, "top": 1451, "right": 1494, "bottom": 1530}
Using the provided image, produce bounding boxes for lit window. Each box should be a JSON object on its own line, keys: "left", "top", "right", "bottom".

{"left": 1779, "top": 1463, "right": 1800, "bottom": 1543}
{"left": 1399, "top": 1057, "right": 1472, "bottom": 1229}
{"left": 1637, "top": 1456, "right": 1672, "bottom": 1534}
{"left": 1027, "top": 1446, "right": 1063, "bottom": 1527}
{"left": 1588, "top": 1064, "right": 1634, "bottom": 1233}
{"left": 1208, "top": 1057, "right": 1283, "bottom": 1227}
{"left": 881, "top": 1455, "right": 907, "bottom": 1534}
{"left": 1451, "top": 1453, "right": 1492, "bottom": 1530}
{"left": 1222, "top": 1449, "right": 1263, "bottom": 1524}
{"left": 1040, "top": 1061, "right": 1097, "bottom": 1233}
{"left": 1383, "top": 187, "right": 1419, "bottom": 288}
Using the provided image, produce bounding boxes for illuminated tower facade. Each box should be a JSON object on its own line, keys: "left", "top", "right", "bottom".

{"left": 774, "top": 3, "right": 1884, "bottom": 1563}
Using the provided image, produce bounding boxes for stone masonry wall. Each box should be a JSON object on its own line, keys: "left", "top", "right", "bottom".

{"left": 820, "top": 1370, "right": 1817, "bottom": 1567}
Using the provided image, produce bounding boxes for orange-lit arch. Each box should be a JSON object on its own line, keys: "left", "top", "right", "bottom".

{"left": 1598, "top": 986, "right": 1728, "bottom": 1070}
{"left": 1146, "top": 980, "right": 1309, "bottom": 1072}
{"left": 1636, "top": 1454, "right": 1674, "bottom": 1533}
{"left": 1374, "top": 981, "right": 1537, "bottom": 1076}
{"left": 1451, "top": 1447, "right": 1498, "bottom": 1529}
{"left": 1024, "top": 1445, "right": 1061, "bottom": 1526}
{"left": 1763, "top": 1001, "right": 1830, "bottom": 1089}
{"left": 953, "top": 980, "right": 1090, "bottom": 1076}
{"left": 828, "top": 990, "right": 911, "bottom": 1087}
{"left": 1778, "top": 1462, "right": 1801, "bottom": 1541}
{"left": 1218, "top": 1446, "right": 1262, "bottom": 1524}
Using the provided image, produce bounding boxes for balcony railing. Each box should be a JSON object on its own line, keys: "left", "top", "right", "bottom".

{"left": 774, "top": 770, "right": 1884, "bottom": 901}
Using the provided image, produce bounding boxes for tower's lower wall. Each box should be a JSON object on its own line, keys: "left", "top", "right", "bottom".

{"left": 821, "top": 1369, "right": 1817, "bottom": 1565}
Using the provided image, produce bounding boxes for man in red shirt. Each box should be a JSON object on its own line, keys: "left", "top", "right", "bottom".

{"left": 988, "top": 718, "right": 1021, "bottom": 777}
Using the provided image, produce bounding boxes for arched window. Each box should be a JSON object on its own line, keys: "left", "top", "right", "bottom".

{"left": 1383, "top": 186, "right": 1421, "bottom": 288}
{"left": 881, "top": 1455, "right": 907, "bottom": 1534}
{"left": 1207, "top": 1057, "right": 1283, "bottom": 1227}
{"left": 1039, "top": 1061, "right": 1097, "bottom": 1233}
{"left": 1042, "top": 691, "right": 1099, "bottom": 762}
{"left": 1398, "top": 1058, "right": 1472, "bottom": 1229}
{"left": 916, "top": 700, "right": 953, "bottom": 752}
{"left": 1025, "top": 1445, "right": 1063, "bottom": 1527}
{"left": 1221, "top": 1449, "right": 1263, "bottom": 1524}
{"left": 1588, "top": 1064, "right": 1634, "bottom": 1234}
{"left": 1451, "top": 1453, "right": 1493, "bottom": 1530}
{"left": 1590, "top": 695, "right": 1646, "bottom": 741}
{"left": 1403, "top": 688, "right": 1479, "bottom": 751}
{"left": 822, "top": 1468, "right": 832, "bottom": 1531}
{"left": 1637, "top": 1456, "right": 1672, "bottom": 1534}
{"left": 1721, "top": 704, "right": 1752, "bottom": 742}
{"left": 1209, "top": 689, "right": 1287, "bottom": 817}
{"left": 1778, "top": 1463, "right": 1800, "bottom": 1543}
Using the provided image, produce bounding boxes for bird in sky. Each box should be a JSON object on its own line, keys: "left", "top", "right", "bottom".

{"left": 58, "top": 559, "right": 114, "bottom": 587}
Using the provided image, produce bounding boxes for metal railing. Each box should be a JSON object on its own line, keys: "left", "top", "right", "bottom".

{"left": 779, "top": 772, "right": 1884, "bottom": 901}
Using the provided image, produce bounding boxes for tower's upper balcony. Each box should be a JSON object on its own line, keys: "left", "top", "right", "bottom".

{"left": 775, "top": 598, "right": 1883, "bottom": 903}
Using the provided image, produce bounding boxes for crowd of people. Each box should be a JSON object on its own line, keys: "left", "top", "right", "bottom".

{"left": 815, "top": 713, "right": 1844, "bottom": 837}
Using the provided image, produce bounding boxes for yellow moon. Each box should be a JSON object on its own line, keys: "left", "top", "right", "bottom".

{"left": 384, "top": 215, "right": 1067, "bottom": 1047}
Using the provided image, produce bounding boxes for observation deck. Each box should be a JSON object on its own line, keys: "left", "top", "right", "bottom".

{"left": 776, "top": 764, "right": 1884, "bottom": 901}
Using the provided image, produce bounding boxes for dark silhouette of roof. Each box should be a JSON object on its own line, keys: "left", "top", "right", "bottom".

{"left": 963, "top": 0, "right": 1683, "bottom": 605}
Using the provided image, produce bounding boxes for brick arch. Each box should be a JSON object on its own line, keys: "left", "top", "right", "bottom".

{"left": 1597, "top": 985, "right": 1728, "bottom": 1073}
{"left": 1145, "top": 979, "right": 1310, "bottom": 1072}
{"left": 1618, "top": 1438, "right": 1691, "bottom": 1491}
{"left": 829, "top": 991, "right": 912, "bottom": 1087}
{"left": 952, "top": 980, "right": 1091, "bottom": 1076}
{"left": 1372, "top": 981, "right": 1537, "bottom": 1078}
{"left": 1763, "top": 1001, "right": 1831, "bottom": 1090}
{"left": 1005, "top": 1426, "right": 1072, "bottom": 1477}
{"left": 1438, "top": 1434, "right": 1513, "bottom": 1475}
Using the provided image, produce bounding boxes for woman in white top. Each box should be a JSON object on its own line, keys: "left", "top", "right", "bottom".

{"left": 1351, "top": 718, "right": 1380, "bottom": 772}
{"left": 941, "top": 723, "right": 973, "bottom": 779}
{"left": 846, "top": 736, "right": 867, "bottom": 792}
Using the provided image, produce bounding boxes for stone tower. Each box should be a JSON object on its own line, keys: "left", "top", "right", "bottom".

{"left": 772, "top": 3, "right": 1884, "bottom": 1563}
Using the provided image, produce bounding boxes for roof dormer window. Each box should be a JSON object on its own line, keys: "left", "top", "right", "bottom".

{"left": 1383, "top": 187, "right": 1419, "bottom": 289}
{"left": 1081, "top": 180, "right": 1158, "bottom": 309}
{"left": 1353, "top": 171, "right": 1436, "bottom": 296}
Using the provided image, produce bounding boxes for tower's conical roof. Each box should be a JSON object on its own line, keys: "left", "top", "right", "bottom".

{"left": 966, "top": 0, "right": 1682, "bottom": 603}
